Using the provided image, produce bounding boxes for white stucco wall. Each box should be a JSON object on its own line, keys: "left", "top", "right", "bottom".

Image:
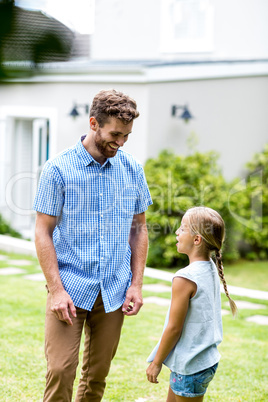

{"left": 91, "top": 0, "right": 268, "bottom": 60}
{"left": 214, "top": 0, "right": 268, "bottom": 60}
{"left": 0, "top": 81, "right": 148, "bottom": 161}
{"left": 146, "top": 76, "right": 268, "bottom": 180}
{"left": 92, "top": 0, "right": 161, "bottom": 60}
{"left": 1, "top": 67, "right": 267, "bottom": 182}
{"left": 1, "top": 62, "right": 267, "bottom": 236}
{"left": 0, "top": 79, "right": 149, "bottom": 235}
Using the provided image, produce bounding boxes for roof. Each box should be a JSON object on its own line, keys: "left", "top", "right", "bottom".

{"left": 2, "top": 5, "right": 74, "bottom": 63}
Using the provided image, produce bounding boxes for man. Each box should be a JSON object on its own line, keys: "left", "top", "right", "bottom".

{"left": 33, "top": 89, "right": 152, "bottom": 402}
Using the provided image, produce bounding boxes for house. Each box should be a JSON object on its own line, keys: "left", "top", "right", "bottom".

{"left": 0, "top": 0, "right": 268, "bottom": 238}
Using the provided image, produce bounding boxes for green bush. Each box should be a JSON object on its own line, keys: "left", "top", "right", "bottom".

{"left": 145, "top": 150, "right": 239, "bottom": 268}
{"left": 230, "top": 144, "right": 268, "bottom": 259}
{"left": 0, "top": 214, "right": 22, "bottom": 238}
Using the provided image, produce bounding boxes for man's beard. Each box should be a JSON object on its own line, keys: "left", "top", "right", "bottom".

{"left": 95, "top": 129, "right": 118, "bottom": 158}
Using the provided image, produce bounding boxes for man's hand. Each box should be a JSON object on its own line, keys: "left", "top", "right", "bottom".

{"left": 122, "top": 284, "right": 143, "bottom": 316}
{"left": 50, "top": 289, "right": 77, "bottom": 326}
{"left": 146, "top": 362, "right": 162, "bottom": 384}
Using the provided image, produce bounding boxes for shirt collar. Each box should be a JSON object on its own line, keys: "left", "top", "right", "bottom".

{"left": 75, "top": 135, "right": 115, "bottom": 166}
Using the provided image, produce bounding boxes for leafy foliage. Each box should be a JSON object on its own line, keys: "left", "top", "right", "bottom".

{"left": 145, "top": 150, "right": 239, "bottom": 268}
{"left": 231, "top": 144, "right": 268, "bottom": 259}
{"left": 0, "top": 214, "right": 22, "bottom": 238}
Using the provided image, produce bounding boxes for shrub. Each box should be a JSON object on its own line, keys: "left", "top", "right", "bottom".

{"left": 231, "top": 144, "right": 268, "bottom": 259}
{"left": 144, "top": 150, "right": 239, "bottom": 268}
{"left": 0, "top": 214, "right": 22, "bottom": 238}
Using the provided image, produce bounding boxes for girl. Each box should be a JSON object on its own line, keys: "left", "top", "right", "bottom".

{"left": 146, "top": 206, "right": 237, "bottom": 401}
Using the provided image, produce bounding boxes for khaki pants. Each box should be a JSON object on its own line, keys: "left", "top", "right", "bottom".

{"left": 44, "top": 292, "right": 124, "bottom": 402}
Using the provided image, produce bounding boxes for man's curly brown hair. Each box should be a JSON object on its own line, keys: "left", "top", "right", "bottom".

{"left": 90, "top": 89, "right": 139, "bottom": 127}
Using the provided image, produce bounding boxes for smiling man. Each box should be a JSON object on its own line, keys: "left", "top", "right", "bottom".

{"left": 33, "top": 89, "right": 152, "bottom": 402}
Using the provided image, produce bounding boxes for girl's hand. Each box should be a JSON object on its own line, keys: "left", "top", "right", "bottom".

{"left": 146, "top": 362, "right": 162, "bottom": 383}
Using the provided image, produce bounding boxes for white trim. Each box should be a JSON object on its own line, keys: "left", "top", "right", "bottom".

{"left": 0, "top": 106, "right": 57, "bottom": 157}
{"left": 4, "top": 60, "right": 268, "bottom": 84}
{"left": 0, "top": 119, "right": 7, "bottom": 209}
{"left": 0, "top": 105, "right": 58, "bottom": 237}
{"left": 145, "top": 61, "right": 268, "bottom": 82}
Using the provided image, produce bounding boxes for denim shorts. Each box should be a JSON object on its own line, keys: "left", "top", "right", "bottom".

{"left": 170, "top": 363, "right": 218, "bottom": 398}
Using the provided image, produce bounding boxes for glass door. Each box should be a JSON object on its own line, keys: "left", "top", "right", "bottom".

{"left": 32, "top": 118, "right": 50, "bottom": 181}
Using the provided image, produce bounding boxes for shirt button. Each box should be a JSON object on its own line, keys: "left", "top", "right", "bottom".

{"left": 101, "top": 257, "right": 104, "bottom": 260}
{"left": 100, "top": 214, "right": 103, "bottom": 218}
{"left": 99, "top": 172, "right": 102, "bottom": 176}
{"left": 100, "top": 193, "right": 103, "bottom": 196}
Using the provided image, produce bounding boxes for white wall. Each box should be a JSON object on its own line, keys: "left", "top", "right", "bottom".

{"left": 214, "top": 0, "right": 268, "bottom": 60}
{"left": 0, "top": 80, "right": 149, "bottom": 235}
{"left": 92, "top": 0, "right": 162, "bottom": 60}
{"left": 91, "top": 0, "right": 268, "bottom": 60}
{"left": 1, "top": 71, "right": 267, "bottom": 182}
{"left": 0, "top": 82, "right": 148, "bottom": 160}
{"left": 1, "top": 69, "right": 267, "bottom": 238}
{"left": 147, "top": 76, "right": 268, "bottom": 180}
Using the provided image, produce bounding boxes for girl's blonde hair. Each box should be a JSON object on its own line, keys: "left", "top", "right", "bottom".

{"left": 185, "top": 206, "right": 237, "bottom": 317}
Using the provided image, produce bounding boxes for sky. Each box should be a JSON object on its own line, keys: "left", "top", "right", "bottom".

{"left": 15, "top": 0, "right": 95, "bottom": 34}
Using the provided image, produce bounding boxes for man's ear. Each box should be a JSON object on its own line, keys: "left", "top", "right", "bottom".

{"left": 89, "top": 116, "right": 98, "bottom": 131}
{"left": 194, "top": 235, "right": 202, "bottom": 246}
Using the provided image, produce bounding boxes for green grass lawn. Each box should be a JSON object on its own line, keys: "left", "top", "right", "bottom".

{"left": 223, "top": 260, "right": 268, "bottom": 291}
{"left": 167, "top": 259, "right": 268, "bottom": 292}
{"left": 0, "top": 252, "right": 267, "bottom": 401}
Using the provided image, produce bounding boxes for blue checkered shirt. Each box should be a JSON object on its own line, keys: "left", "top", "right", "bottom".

{"left": 33, "top": 136, "right": 152, "bottom": 312}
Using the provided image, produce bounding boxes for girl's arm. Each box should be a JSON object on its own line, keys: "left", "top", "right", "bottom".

{"left": 146, "top": 277, "right": 196, "bottom": 383}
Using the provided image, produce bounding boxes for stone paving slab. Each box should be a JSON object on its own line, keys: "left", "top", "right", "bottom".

{"left": 145, "top": 267, "right": 173, "bottom": 282}
{"left": 145, "top": 267, "right": 268, "bottom": 301}
{"left": 225, "top": 300, "right": 267, "bottom": 310}
{"left": 143, "top": 284, "right": 171, "bottom": 293}
{"left": 144, "top": 297, "right": 231, "bottom": 317}
{"left": 225, "top": 285, "right": 268, "bottom": 301}
{"left": 246, "top": 315, "right": 268, "bottom": 325}
{"left": 7, "top": 259, "right": 33, "bottom": 266}
{"left": 24, "top": 273, "right": 45, "bottom": 281}
{"left": 143, "top": 296, "right": 170, "bottom": 306}
{"left": 0, "top": 235, "right": 36, "bottom": 257}
{"left": 0, "top": 267, "right": 26, "bottom": 275}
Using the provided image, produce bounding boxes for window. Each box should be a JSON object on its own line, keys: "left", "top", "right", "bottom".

{"left": 160, "top": 0, "right": 214, "bottom": 53}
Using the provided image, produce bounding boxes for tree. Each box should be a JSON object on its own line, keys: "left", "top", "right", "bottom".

{"left": 0, "top": 0, "right": 14, "bottom": 77}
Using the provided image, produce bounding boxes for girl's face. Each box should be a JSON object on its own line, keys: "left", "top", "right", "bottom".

{"left": 175, "top": 215, "right": 196, "bottom": 256}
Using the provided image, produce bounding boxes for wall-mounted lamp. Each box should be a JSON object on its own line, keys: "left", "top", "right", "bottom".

{"left": 69, "top": 103, "right": 90, "bottom": 118}
{"left": 171, "top": 105, "right": 193, "bottom": 123}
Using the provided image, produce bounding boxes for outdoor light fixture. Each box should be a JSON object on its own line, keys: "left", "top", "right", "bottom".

{"left": 171, "top": 105, "right": 193, "bottom": 123}
{"left": 69, "top": 103, "right": 90, "bottom": 118}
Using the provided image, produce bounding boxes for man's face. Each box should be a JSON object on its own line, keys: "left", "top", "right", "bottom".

{"left": 94, "top": 117, "right": 133, "bottom": 159}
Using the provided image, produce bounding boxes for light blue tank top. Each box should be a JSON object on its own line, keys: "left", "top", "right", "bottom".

{"left": 147, "top": 259, "right": 223, "bottom": 375}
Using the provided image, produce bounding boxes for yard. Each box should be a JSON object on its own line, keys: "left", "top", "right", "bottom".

{"left": 0, "top": 252, "right": 267, "bottom": 401}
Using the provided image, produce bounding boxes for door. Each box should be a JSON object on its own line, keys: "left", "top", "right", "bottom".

{"left": 32, "top": 118, "right": 50, "bottom": 184}
{"left": 6, "top": 118, "right": 50, "bottom": 237}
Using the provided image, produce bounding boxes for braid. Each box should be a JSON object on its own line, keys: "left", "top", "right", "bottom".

{"left": 186, "top": 206, "right": 238, "bottom": 317}
{"left": 215, "top": 250, "right": 237, "bottom": 317}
